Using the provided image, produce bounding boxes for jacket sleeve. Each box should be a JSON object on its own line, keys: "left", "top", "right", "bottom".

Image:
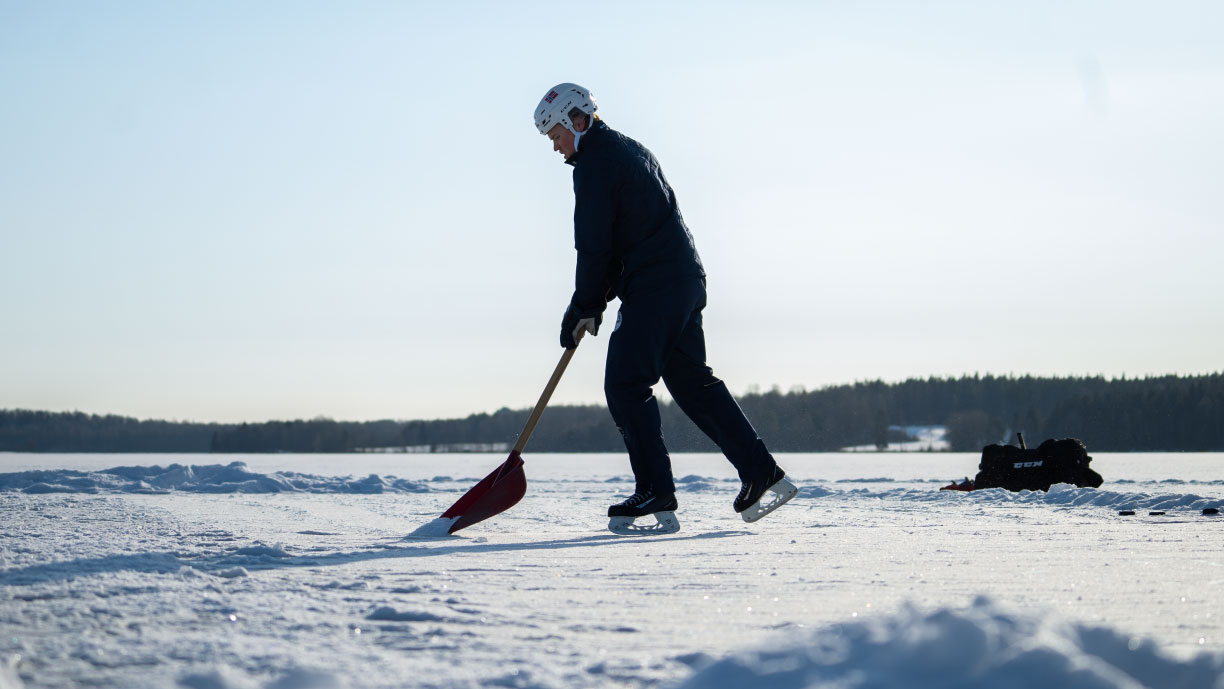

{"left": 570, "top": 160, "right": 618, "bottom": 314}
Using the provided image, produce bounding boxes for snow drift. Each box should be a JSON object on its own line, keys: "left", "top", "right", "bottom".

{"left": 825, "top": 482, "right": 1224, "bottom": 512}
{"left": 674, "top": 596, "right": 1224, "bottom": 689}
{"left": 0, "top": 462, "right": 431, "bottom": 494}
{"left": 3, "top": 463, "right": 1220, "bottom": 514}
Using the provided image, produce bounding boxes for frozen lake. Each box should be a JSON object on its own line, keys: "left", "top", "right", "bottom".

{"left": 7, "top": 450, "right": 1224, "bottom": 485}
{"left": 2, "top": 451, "right": 1223, "bottom": 689}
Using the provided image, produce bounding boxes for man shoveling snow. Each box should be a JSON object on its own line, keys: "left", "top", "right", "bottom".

{"left": 534, "top": 83, "right": 797, "bottom": 535}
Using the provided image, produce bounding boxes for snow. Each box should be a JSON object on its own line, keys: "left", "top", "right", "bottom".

{"left": 407, "top": 518, "right": 459, "bottom": 539}
{"left": 676, "top": 595, "right": 1224, "bottom": 689}
{"left": 1, "top": 451, "right": 1223, "bottom": 688}
{"left": 0, "top": 462, "right": 432, "bottom": 495}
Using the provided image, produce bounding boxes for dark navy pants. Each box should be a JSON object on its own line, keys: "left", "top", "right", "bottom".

{"left": 604, "top": 277, "right": 776, "bottom": 495}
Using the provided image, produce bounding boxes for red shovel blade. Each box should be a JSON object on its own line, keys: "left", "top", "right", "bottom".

{"left": 440, "top": 451, "right": 526, "bottom": 534}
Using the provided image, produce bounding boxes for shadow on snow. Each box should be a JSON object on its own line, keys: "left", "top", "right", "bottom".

{"left": 0, "top": 531, "right": 749, "bottom": 586}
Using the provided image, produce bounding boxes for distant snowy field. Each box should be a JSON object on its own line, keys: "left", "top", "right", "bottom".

{"left": 2, "top": 452, "right": 1223, "bottom": 689}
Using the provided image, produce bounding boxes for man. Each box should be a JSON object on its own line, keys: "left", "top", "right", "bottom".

{"left": 534, "top": 83, "right": 796, "bottom": 535}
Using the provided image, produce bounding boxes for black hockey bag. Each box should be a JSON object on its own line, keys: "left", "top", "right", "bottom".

{"left": 974, "top": 436, "right": 1103, "bottom": 492}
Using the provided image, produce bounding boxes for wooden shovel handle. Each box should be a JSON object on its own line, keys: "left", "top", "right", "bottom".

{"left": 512, "top": 330, "right": 584, "bottom": 454}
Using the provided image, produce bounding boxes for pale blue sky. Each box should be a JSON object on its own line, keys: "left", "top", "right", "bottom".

{"left": 2, "top": 1, "right": 1221, "bottom": 422}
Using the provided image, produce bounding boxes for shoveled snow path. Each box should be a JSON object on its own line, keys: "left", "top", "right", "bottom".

{"left": 1, "top": 467, "right": 1222, "bottom": 688}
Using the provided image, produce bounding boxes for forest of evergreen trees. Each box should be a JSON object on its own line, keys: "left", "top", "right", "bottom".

{"left": 2, "top": 373, "right": 1221, "bottom": 453}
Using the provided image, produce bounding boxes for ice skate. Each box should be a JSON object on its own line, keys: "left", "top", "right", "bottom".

{"left": 734, "top": 465, "right": 797, "bottom": 523}
{"left": 607, "top": 490, "right": 680, "bottom": 535}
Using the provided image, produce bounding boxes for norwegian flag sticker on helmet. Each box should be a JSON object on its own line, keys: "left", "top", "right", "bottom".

{"left": 544, "top": 90, "right": 558, "bottom": 104}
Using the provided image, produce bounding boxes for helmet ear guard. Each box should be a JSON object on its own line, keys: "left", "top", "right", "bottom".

{"left": 535, "top": 83, "right": 597, "bottom": 135}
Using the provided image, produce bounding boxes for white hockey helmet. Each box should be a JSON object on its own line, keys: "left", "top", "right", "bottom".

{"left": 534, "top": 83, "right": 597, "bottom": 135}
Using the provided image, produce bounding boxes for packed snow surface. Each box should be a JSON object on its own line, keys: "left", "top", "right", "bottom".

{"left": 1, "top": 452, "right": 1222, "bottom": 688}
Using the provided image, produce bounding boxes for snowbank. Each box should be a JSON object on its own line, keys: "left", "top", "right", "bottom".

{"left": 674, "top": 596, "right": 1224, "bottom": 689}
{"left": 803, "top": 481, "right": 1223, "bottom": 512}
{"left": 4, "top": 463, "right": 1219, "bottom": 513}
{"left": 0, "top": 462, "right": 431, "bottom": 494}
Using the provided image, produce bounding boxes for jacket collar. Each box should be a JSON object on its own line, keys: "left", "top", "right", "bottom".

{"left": 566, "top": 118, "right": 608, "bottom": 166}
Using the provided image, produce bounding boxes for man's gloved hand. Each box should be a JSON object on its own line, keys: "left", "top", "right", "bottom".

{"left": 560, "top": 303, "right": 602, "bottom": 349}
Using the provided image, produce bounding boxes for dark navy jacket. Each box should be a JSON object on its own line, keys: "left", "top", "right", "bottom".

{"left": 567, "top": 119, "right": 705, "bottom": 315}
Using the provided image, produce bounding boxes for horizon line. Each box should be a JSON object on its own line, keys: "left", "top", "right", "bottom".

{"left": 4, "top": 369, "right": 1221, "bottom": 426}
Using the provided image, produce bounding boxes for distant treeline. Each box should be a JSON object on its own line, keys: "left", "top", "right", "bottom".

{"left": 2, "top": 373, "right": 1221, "bottom": 453}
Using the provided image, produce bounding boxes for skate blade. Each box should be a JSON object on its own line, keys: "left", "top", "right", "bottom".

{"left": 741, "top": 477, "right": 798, "bottom": 523}
{"left": 608, "top": 511, "right": 680, "bottom": 536}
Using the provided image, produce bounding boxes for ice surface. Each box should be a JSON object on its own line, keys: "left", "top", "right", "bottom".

{"left": 844, "top": 425, "right": 950, "bottom": 452}
{"left": 2, "top": 452, "right": 1223, "bottom": 688}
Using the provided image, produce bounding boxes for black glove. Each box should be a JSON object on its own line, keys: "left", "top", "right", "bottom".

{"left": 560, "top": 303, "right": 602, "bottom": 349}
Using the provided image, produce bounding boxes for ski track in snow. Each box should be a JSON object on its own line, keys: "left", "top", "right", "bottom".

{"left": 1, "top": 459, "right": 1223, "bottom": 688}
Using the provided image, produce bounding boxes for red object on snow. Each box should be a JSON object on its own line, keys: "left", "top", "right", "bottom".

{"left": 441, "top": 451, "right": 527, "bottom": 534}
{"left": 940, "top": 478, "right": 976, "bottom": 491}
{"left": 439, "top": 332, "right": 584, "bottom": 535}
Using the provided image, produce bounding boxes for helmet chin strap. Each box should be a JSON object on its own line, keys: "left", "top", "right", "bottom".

{"left": 571, "top": 125, "right": 586, "bottom": 152}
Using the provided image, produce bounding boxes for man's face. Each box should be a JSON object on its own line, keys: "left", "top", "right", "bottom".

{"left": 548, "top": 123, "right": 577, "bottom": 161}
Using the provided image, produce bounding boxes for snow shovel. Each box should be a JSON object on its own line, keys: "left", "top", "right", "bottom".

{"left": 440, "top": 332, "right": 584, "bottom": 534}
